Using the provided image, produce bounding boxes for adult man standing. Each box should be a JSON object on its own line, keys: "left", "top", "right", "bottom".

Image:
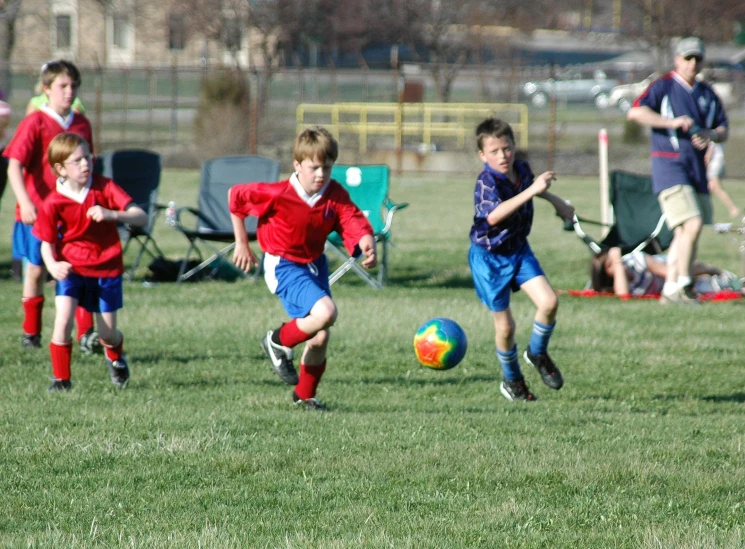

{"left": 627, "top": 37, "right": 728, "bottom": 304}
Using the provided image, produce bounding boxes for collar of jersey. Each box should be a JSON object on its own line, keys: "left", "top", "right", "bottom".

{"left": 56, "top": 175, "right": 92, "bottom": 204}
{"left": 671, "top": 71, "right": 697, "bottom": 92}
{"left": 289, "top": 172, "right": 329, "bottom": 207}
{"left": 483, "top": 160, "right": 529, "bottom": 185}
{"left": 39, "top": 104, "right": 75, "bottom": 129}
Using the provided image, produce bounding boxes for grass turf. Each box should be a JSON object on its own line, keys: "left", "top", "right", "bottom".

{"left": 0, "top": 168, "right": 744, "bottom": 547}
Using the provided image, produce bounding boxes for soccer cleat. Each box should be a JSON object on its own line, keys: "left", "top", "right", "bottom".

{"left": 500, "top": 378, "right": 537, "bottom": 402}
{"left": 524, "top": 349, "right": 564, "bottom": 390}
{"left": 260, "top": 331, "right": 298, "bottom": 385}
{"left": 48, "top": 379, "right": 72, "bottom": 392}
{"left": 106, "top": 355, "right": 130, "bottom": 389}
{"left": 659, "top": 284, "right": 700, "bottom": 306}
{"left": 292, "top": 391, "right": 327, "bottom": 411}
{"left": 79, "top": 328, "right": 103, "bottom": 356}
{"left": 22, "top": 333, "right": 42, "bottom": 349}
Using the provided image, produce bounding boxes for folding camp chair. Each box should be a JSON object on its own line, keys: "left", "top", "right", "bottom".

{"left": 569, "top": 170, "right": 673, "bottom": 257}
{"left": 326, "top": 164, "right": 408, "bottom": 289}
{"left": 94, "top": 149, "right": 165, "bottom": 280}
{"left": 172, "top": 155, "right": 280, "bottom": 283}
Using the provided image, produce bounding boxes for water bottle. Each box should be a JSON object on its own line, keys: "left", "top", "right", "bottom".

{"left": 164, "top": 201, "right": 177, "bottom": 228}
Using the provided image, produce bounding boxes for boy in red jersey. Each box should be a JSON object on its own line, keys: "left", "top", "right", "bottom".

{"left": 3, "top": 60, "right": 99, "bottom": 353}
{"left": 33, "top": 133, "right": 147, "bottom": 391}
{"left": 229, "top": 126, "right": 376, "bottom": 410}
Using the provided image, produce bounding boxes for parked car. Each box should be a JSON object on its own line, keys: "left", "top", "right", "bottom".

{"left": 522, "top": 68, "right": 617, "bottom": 108}
{"left": 608, "top": 73, "right": 737, "bottom": 113}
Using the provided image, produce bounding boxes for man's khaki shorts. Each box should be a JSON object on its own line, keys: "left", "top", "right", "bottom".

{"left": 658, "top": 184, "right": 712, "bottom": 229}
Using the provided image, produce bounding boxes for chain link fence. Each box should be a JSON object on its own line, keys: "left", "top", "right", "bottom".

{"left": 5, "top": 63, "right": 745, "bottom": 175}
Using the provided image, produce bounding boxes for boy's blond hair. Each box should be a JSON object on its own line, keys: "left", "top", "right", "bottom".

{"left": 293, "top": 126, "right": 339, "bottom": 164}
{"left": 48, "top": 132, "right": 88, "bottom": 175}
{"left": 41, "top": 59, "right": 81, "bottom": 90}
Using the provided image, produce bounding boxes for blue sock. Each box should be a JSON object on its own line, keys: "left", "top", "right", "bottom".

{"left": 529, "top": 320, "right": 555, "bottom": 356}
{"left": 496, "top": 345, "right": 522, "bottom": 381}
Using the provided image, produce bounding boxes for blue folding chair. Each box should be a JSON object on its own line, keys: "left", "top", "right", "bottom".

{"left": 94, "top": 149, "right": 164, "bottom": 280}
{"left": 326, "top": 164, "right": 408, "bottom": 288}
{"left": 172, "top": 155, "right": 280, "bottom": 282}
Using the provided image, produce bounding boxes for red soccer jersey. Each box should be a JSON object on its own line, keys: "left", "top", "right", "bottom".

{"left": 3, "top": 109, "right": 93, "bottom": 221}
{"left": 33, "top": 174, "right": 133, "bottom": 278}
{"left": 229, "top": 178, "right": 373, "bottom": 263}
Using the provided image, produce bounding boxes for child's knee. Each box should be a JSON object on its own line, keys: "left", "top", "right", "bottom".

{"left": 493, "top": 314, "right": 516, "bottom": 338}
{"left": 314, "top": 300, "right": 338, "bottom": 328}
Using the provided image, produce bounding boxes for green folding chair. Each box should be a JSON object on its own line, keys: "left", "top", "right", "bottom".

{"left": 569, "top": 170, "right": 673, "bottom": 255}
{"left": 326, "top": 165, "right": 408, "bottom": 289}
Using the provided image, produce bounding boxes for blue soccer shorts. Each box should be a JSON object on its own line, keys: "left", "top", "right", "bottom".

{"left": 12, "top": 221, "right": 44, "bottom": 266}
{"left": 469, "top": 242, "right": 545, "bottom": 312}
{"left": 56, "top": 273, "right": 123, "bottom": 313}
{"left": 263, "top": 253, "right": 331, "bottom": 319}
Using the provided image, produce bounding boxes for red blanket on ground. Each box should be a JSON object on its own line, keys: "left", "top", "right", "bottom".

{"left": 559, "top": 289, "right": 743, "bottom": 302}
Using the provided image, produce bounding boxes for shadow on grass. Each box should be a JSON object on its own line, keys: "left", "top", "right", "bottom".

{"left": 342, "top": 373, "right": 495, "bottom": 386}
{"left": 701, "top": 393, "right": 745, "bottom": 403}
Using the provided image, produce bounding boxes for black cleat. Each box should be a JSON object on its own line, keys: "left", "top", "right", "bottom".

{"left": 79, "top": 328, "right": 103, "bottom": 356}
{"left": 260, "top": 331, "right": 298, "bottom": 385}
{"left": 48, "top": 379, "right": 72, "bottom": 392}
{"left": 107, "top": 355, "right": 130, "bottom": 389}
{"left": 292, "top": 391, "right": 327, "bottom": 411}
{"left": 500, "top": 378, "right": 538, "bottom": 402}
{"left": 524, "top": 349, "right": 564, "bottom": 390}
{"left": 22, "top": 333, "right": 42, "bottom": 349}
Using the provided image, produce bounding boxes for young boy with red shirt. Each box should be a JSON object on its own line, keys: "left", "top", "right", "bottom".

{"left": 229, "top": 127, "right": 376, "bottom": 410}
{"left": 3, "top": 60, "right": 98, "bottom": 353}
{"left": 33, "top": 133, "right": 147, "bottom": 391}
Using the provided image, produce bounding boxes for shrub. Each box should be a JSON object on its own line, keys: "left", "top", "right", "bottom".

{"left": 194, "top": 71, "right": 251, "bottom": 161}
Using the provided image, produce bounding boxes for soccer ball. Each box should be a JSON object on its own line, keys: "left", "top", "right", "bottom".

{"left": 413, "top": 317, "right": 468, "bottom": 370}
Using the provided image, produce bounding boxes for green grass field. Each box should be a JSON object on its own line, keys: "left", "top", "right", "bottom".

{"left": 1, "top": 168, "right": 745, "bottom": 548}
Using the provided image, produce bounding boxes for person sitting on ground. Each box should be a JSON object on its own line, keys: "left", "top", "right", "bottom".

{"left": 590, "top": 246, "right": 741, "bottom": 297}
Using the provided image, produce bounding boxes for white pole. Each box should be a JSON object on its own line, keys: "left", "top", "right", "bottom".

{"left": 598, "top": 128, "right": 612, "bottom": 236}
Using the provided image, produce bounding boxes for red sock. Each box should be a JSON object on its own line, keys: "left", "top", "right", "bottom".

{"left": 22, "top": 295, "right": 44, "bottom": 335}
{"left": 294, "top": 360, "right": 326, "bottom": 400}
{"left": 50, "top": 341, "right": 72, "bottom": 381}
{"left": 278, "top": 319, "right": 313, "bottom": 348}
{"left": 75, "top": 307, "right": 94, "bottom": 342}
{"left": 103, "top": 334, "right": 124, "bottom": 362}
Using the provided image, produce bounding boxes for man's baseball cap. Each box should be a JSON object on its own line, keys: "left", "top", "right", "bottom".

{"left": 675, "top": 37, "right": 705, "bottom": 58}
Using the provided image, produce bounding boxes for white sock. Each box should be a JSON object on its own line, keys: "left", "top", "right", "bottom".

{"left": 677, "top": 276, "right": 692, "bottom": 289}
{"left": 662, "top": 281, "right": 678, "bottom": 295}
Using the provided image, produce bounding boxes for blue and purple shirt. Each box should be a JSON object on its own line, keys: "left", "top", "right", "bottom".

{"left": 469, "top": 160, "right": 534, "bottom": 254}
{"left": 634, "top": 71, "right": 727, "bottom": 194}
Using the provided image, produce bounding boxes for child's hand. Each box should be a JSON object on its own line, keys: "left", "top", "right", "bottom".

{"left": 531, "top": 171, "right": 556, "bottom": 196}
{"left": 232, "top": 241, "right": 258, "bottom": 273}
{"left": 49, "top": 261, "right": 72, "bottom": 281}
{"left": 86, "top": 206, "right": 115, "bottom": 222}
{"left": 359, "top": 235, "right": 377, "bottom": 269}
{"left": 19, "top": 200, "right": 37, "bottom": 225}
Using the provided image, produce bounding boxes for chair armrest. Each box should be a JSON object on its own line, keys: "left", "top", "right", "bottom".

{"left": 378, "top": 198, "right": 409, "bottom": 238}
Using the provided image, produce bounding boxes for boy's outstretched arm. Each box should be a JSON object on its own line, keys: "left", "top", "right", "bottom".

{"left": 358, "top": 234, "right": 377, "bottom": 269}
{"left": 538, "top": 189, "right": 575, "bottom": 220}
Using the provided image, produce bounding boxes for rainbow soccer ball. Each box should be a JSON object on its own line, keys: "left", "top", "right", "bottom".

{"left": 413, "top": 317, "right": 468, "bottom": 370}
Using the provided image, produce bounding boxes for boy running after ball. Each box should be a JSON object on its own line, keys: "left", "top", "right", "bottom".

{"left": 469, "top": 118, "right": 574, "bottom": 401}
{"left": 229, "top": 126, "right": 376, "bottom": 410}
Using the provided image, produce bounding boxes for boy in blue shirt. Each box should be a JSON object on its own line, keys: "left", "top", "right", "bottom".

{"left": 469, "top": 118, "right": 574, "bottom": 401}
